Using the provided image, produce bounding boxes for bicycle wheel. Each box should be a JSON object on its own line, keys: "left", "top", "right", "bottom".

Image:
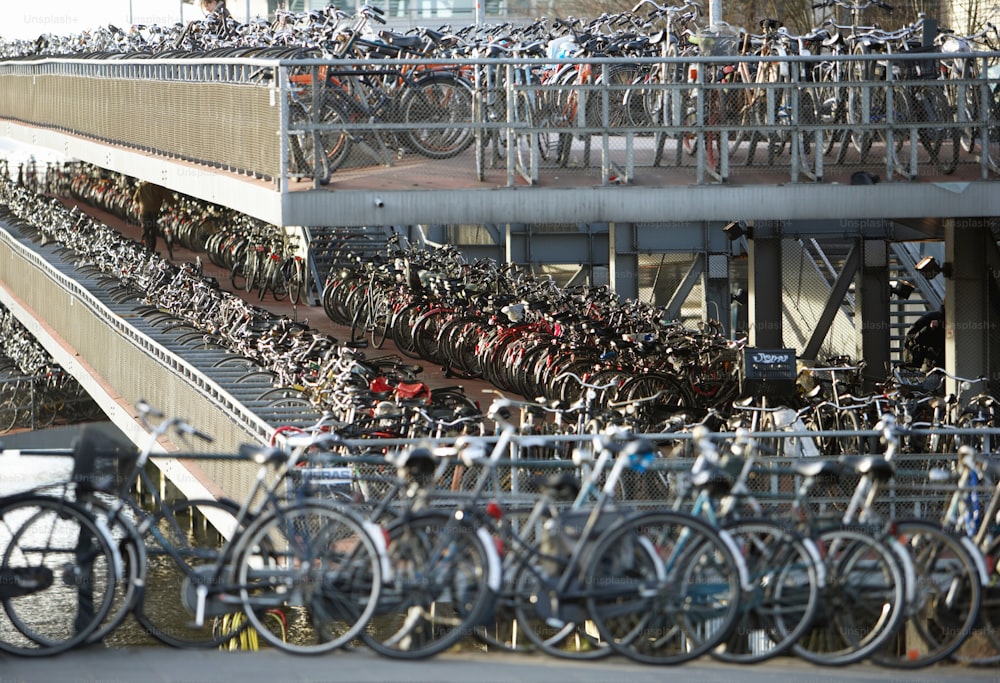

{"left": 134, "top": 498, "right": 249, "bottom": 649}
{"left": 75, "top": 495, "right": 146, "bottom": 647}
{"left": 362, "top": 510, "right": 495, "bottom": 659}
{"left": 243, "top": 251, "right": 261, "bottom": 294}
{"left": 287, "top": 257, "right": 306, "bottom": 306}
{"left": 914, "top": 85, "right": 959, "bottom": 175}
{"left": 0, "top": 397, "right": 20, "bottom": 433}
{"left": 953, "top": 72, "right": 981, "bottom": 153}
{"left": 793, "top": 526, "right": 908, "bottom": 666}
{"left": 232, "top": 501, "right": 383, "bottom": 655}
{"left": 512, "top": 558, "right": 613, "bottom": 660}
{"left": 289, "top": 102, "right": 331, "bottom": 185}
{"left": 712, "top": 519, "right": 823, "bottom": 664}
{"left": 350, "top": 296, "right": 372, "bottom": 345}
{"left": 402, "top": 74, "right": 475, "bottom": 160}
{"left": 872, "top": 519, "right": 983, "bottom": 669}
{"left": 512, "top": 90, "right": 540, "bottom": 180}
{"left": 815, "top": 58, "right": 846, "bottom": 156}
{"left": 229, "top": 260, "right": 247, "bottom": 291}
{"left": 317, "top": 89, "right": 354, "bottom": 174}
{"left": 0, "top": 495, "right": 118, "bottom": 656}
{"left": 269, "top": 261, "right": 289, "bottom": 302}
{"left": 584, "top": 510, "right": 743, "bottom": 665}
{"left": 955, "top": 534, "right": 1000, "bottom": 665}
{"left": 796, "top": 89, "right": 821, "bottom": 179}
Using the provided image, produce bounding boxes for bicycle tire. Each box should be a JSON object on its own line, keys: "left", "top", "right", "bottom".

{"left": 955, "top": 534, "right": 1000, "bottom": 665}
{"left": 232, "top": 501, "right": 383, "bottom": 655}
{"left": 0, "top": 397, "right": 20, "bottom": 433}
{"left": 402, "top": 74, "right": 475, "bottom": 160}
{"left": 362, "top": 509, "right": 495, "bottom": 659}
{"left": 584, "top": 509, "right": 743, "bottom": 665}
{"left": 76, "top": 495, "right": 146, "bottom": 646}
{"left": 914, "top": 85, "right": 959, "bottom": 175}
{"left": 134, "top": 498, "right": 250, "bottom": 649}
{"left": 512, "top": 558, "right": 614, "bottom": 660}
{"left": 287, "top": 258, "right": 305, "bottom": 306}
{"left": 712, "top": 519, "right": 823, "bottom": 664}
{"left": 0, "top": 495, "right": 118, "bottom": 656}
{"left": 872, "top": 519, "right": 983, "bottom": 669}
{"left": 793, "top": 526, "right": 908, "bottom": 666}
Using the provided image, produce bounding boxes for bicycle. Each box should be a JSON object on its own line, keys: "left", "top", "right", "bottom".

{"left": 58, "top": 402, "right": 387, "bottom": 653}
{"left": 0, "top": 488, "right": 120, "bottom": 656}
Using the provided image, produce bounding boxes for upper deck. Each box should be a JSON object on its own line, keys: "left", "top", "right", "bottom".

{"left": 0, "top": 51, "right": 997, "bottom": 227}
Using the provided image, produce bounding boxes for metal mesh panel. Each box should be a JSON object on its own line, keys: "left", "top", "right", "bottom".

{"left": 637, "top": 252, "right": 703, "bottom": 322}
{"left": 0, "top": 67, "right": 279, "bottom": 179}
{"left": 781, "top": 237, "right": 859, "bottom": 359}
{"left": 0, "top": 233, "right": 261, "bottom": 502}
{"left": 3, "top": 51, "right": 995, "bottom": 189}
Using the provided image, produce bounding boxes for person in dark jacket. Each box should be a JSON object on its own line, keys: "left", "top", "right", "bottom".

{"left": 132, "top": 182, "right": 173, "bottom": 254}
{"left": 902, "top": 307, "right": 945, "bottom": 371}
{"left": 201, "top": 0, "right": 232, "bottom": 18}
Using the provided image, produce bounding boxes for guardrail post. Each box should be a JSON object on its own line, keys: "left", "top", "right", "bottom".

{"left": 278, "top": 64, "right": 291, "bottom": 194}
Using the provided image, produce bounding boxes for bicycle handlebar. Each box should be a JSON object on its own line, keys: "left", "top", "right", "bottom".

{"left": 926, "top": 367, "right": 987, "bottom": 387}
{"left": 554, "top": 371, "right": 619, "bottom": 391}
{"left": 813, "top": 0, "right": 893, "bottom": 11}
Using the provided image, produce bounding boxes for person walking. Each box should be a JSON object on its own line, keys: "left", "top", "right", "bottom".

{"left": 902, "top": 306, "right": 945, "bottom": 372}
{"left": 201, "top": 0, "right": 232, "bottom": 19}
{"left": 132, "top": 181, "right": 173, "bottom": 255}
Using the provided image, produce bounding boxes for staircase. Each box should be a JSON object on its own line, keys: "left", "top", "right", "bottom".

{"left": 304, "top": 226, "right": 393, "bottom": 305}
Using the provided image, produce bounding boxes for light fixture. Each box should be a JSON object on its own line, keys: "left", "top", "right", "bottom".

{"left": 889, "top": 279, "right": 915, "bottom": 300}
{"left": 723, "top": 221, "right": 751, "bottom": 241}
{"left": 731, "top": 288, "right": 748, "bottom": 306}
{"left": 915, "top": 255, "right": 952, "bottom": 280}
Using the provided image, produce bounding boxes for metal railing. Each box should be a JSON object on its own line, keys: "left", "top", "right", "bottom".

{"left": 0, "top": 51, "right": 998, "bottom": 187}
{"left": 0, "top": 225, "right": 274, "bottom": 448}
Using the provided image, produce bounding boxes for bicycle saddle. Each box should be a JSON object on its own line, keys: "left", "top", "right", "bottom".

{"left": 792, "top": 459, "right": 847, "bottom": 479}
{"left": 534, "top": 472, "right": 581, "bottom": 502}
{"left": 838, "top": 455, "right": 895, "bottom": 482}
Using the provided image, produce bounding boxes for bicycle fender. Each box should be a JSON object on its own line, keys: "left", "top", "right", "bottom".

{"left": 362, "top": 519, "right": 394, "bottom": 582}
{"left": 476, "top": 526, "right": 503, "bottom": 593}
{"left": 886, "top": 536, "right": 918, "bottom": 606}
{"left": 774, "top": 45, "right": 790, "bottom": 78}
{"left": 716, "top": 527, "right": 752, "bottom": 593}
{"left": 959, "top": 535, "right": 991, "bottom": 586}
{"left": 93, "top": 514, "right": 125, "bottom": 582}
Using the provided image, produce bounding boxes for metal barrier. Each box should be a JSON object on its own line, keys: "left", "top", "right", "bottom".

{"left": 217, "top": 426, "right": 1000, "bottom": 525}
{"left": 0, "top": 51, "right": 998, "bottom": 187}
{"left": 0, "top": 219, "right": 276, "bottom": 503}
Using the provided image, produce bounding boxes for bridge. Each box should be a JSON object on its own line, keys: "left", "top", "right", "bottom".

{"left": 0, "top": 49, "right": 999, "bottom": 503}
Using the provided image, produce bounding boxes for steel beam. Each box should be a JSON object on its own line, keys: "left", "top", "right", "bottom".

{"left": 801, "top": 242, "right": 860, "bottom": 361}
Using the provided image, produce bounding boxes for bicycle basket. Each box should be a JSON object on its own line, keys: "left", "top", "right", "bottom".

{"left": 71, "top": 424, "right": 139, "bottom": 494}
{"left": 896, "top": 44, "right": 941, "bottom": 81}
{"left": 691, "top": 24, "right": 743, "bottom": 56}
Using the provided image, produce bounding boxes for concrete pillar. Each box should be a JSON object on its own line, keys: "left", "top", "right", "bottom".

{"left": 609, "top": 222, "right": 639, "bottom": 301}
{"left": 945, "top": 220, "right": 1000, "bottom": 398}
{"left": 748, "top": 237, "right": 783, "bottom": 347}
{"left": 859, "top": 239, "right": 891, "bottom": 389}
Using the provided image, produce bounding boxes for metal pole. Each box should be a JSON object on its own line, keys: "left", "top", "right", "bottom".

{"left": 708, "top": 0, "right": 723, "bottom": 29}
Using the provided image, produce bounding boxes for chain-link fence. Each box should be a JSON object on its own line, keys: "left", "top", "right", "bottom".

{"left": 282, "top": 429, "right": 1000, "bottom": 534}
